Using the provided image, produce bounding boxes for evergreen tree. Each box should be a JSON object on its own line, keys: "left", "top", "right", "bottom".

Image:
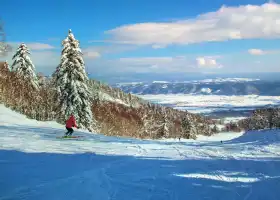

{"left": 181, "top": 116, "right": 191, "bottom": 138}
{"left": 212, "top": 124, "right": 218, "bottom": 133}
{"left": 181, "top": 115, "right": 197, "bottom": 139}
{"left": 53, "top": 29, "right": 97, "bottom": 132}
{"left": 159, "top": 108, "right": 170, "bottom": 137}
{"left": 11, "top": 43, "right": 39, "bottom": 90}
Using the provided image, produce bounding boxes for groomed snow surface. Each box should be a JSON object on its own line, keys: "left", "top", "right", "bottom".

{"left": 0, "top": 104, "right": 280, "bottom": 200}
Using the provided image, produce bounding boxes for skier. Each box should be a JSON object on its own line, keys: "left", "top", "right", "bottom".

{"left": 65, "top": 114, "right": 79, "bottom": 136}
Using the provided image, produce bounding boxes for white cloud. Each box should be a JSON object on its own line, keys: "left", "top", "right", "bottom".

{"left": 89, "top": 57, "right": 176, "bottom": 73}
{"left": 196, "top": 57, "right": 222, "bottom": 68}
{"left": 31, "top": 51, "right": 59, "bottom": 67}
{"left": 84, "top": 51, "right": 101, "bottom": 59}
{"left": 248, "top": 48, "right": 280, "bottom": 55}
{"left": 83, "top": 44, "right": 138, "bottom": 56}
{"left": 197, "top": 57, "right": 206, "bottom": 66}
{"left": 106, "top": 3, "right": 280, "bottom": 47}
{"left": 7, "top": 42, "right": 55, "bottom": 51}
{"left": 26, "top": 43, "right": 55, "bottom": 50}
{"left": 152, "top": 44, "right": 167, "bottom": 49}
{"left": 115, "top": 57, "right": 177, "bottom": 72}
{"left": 119, "top": 57, "right": 173, "bottom": 65}
{"left": 248, "top": 49, "right": 266, "bottom": 55}
{"left": 104, "top": 55, "right": 222, "bottom": 73}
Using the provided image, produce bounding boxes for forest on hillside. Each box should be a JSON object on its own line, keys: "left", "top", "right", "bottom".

{"left": 238, "top": 107, "right": 280, "bottom": 131}
{"left": 0, "top": 30, "right": 218, "bottom": 139}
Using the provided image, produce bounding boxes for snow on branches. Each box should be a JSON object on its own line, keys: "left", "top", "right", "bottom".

{"left": 11, "top": 43, "right": 39, "bottom": 90}
{"left": 53, "top": 29, "right": 97, "bottom": 132}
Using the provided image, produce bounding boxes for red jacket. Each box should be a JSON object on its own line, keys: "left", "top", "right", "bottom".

{"left": 66, "top": 115, "right": 78, "bottom": 128}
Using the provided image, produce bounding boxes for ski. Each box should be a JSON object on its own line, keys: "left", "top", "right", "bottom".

{"left": 56, "top": 136, "right": 84, "bottom": 139}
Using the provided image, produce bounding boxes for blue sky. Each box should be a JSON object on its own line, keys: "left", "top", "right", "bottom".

{"left": 1, "top": 0, "right": 280, "bottom": 79}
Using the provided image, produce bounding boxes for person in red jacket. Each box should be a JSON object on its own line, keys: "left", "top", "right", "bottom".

{"left": 65, "top": 114, "right": 79, "bottom": 136}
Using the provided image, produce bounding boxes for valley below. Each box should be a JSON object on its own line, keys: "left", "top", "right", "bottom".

{"left": 137, "top": 94, "right": 280, "bottom": 123}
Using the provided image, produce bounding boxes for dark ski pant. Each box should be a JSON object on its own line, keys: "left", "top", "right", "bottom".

{"left": 65, "top": 127, "right": 74, "bottom": 136}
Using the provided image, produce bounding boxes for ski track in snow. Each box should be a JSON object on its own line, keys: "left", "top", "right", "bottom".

{"left": 0, "top": 105, "right": 280, "bottom": 199}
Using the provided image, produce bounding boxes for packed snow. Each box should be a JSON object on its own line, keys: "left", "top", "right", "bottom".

{"left": 0, "top": 104, "right": 280, "bottom": 200}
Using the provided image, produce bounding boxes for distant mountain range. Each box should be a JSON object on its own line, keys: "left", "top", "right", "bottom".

{"left": 113, "top": 78, "right": 280, "bottom": 96}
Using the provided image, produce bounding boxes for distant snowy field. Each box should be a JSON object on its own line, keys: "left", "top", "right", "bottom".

{"left": 138, "top": 94, "right": 280, "bottom": 114}
{"left": 1, "top": 104, "right": 280, "bottom": 200}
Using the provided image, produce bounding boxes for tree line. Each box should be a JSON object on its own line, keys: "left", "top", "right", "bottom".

{"left": 0, "top": 30, "right": 96, "bottom": 132}
{"left": 0, "top": 29, "right": 217, "bottom": 139}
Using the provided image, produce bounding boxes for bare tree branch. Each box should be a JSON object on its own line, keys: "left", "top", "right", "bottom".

{"left": 0, "top": 18, "right": 12, "bottom": 57}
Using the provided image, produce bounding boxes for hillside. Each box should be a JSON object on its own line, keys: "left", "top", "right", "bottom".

{"left": 88, "top": 79, "right": 147, "bottom": 108}
{"left": 1, "top": 104, "right": 280, "bottom": 200}
{"left": 0, "top": 63, "right": 217, "bottom": 139}
{"left": 86, "top": 79, "right": 217, "bottom": 139}
{"left": 238, "top": 107, "right": 280, "bottom": 131}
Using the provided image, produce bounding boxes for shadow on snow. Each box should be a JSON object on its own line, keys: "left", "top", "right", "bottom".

{"left": 0, "top": 150, "right": 280, "bottom": 200}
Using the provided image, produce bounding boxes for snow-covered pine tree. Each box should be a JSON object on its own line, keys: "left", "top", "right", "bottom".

{"left": 181, "top": 114, "right": 197, "bottom": 139}
{"left": 212, "top": 124, "right": 218, "bottom": 133}
{"left": 181, "top": 116, "right": 191, "bottom": 138}
{"left": 88, "top": 80, "right": 100, "bottom": 102}
{"left": 11, "top": 43, "right": 39, "bottom": 90}
{"left": 53, "top": 29, "right": 97, "bottom": 132}
{"left": 272, "top": 108, "right": 280, "bottom": 128}
{"left": 139, "top": 104, "right": 163, "bottom": 139}
{"left": 159, "top": 107, "right": 171, "bottom": 138}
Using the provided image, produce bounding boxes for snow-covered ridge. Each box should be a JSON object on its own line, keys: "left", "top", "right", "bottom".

{"left": 191, "top": 78, "right": 260, "bottom": 83}
{"left": 116, "top": 78, "right": 260, "bottom": 86}
{"left": 114, "top": 78, "right": 271, "bottom": 96}
{"left": 152, "top": 81, "right": 170, "bottom": 84}
{"left": 116, "top": 82, "right": 143, "bottom": 86}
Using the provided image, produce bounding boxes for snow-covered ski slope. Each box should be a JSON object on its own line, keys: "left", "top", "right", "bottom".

{"left": 0, "top": 104, "right": 280, "bottom": 200}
